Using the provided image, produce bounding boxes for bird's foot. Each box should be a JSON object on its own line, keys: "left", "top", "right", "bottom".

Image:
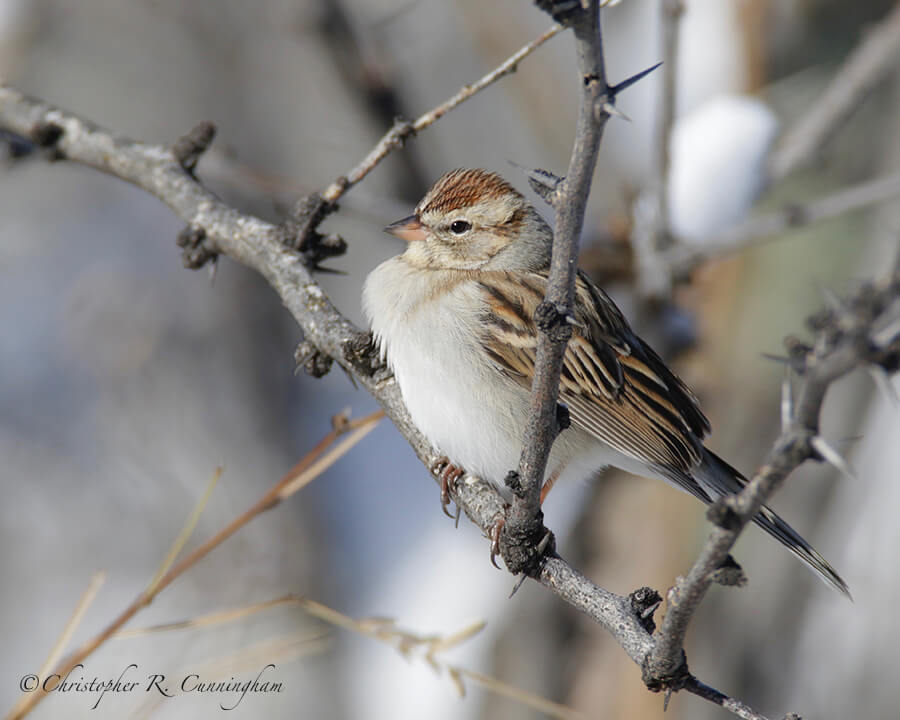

{"left": 491, "top": 504, "right": 555, "bottom": 577}
{"left": 431, "top": 456, "right": 464, "bottom": 523}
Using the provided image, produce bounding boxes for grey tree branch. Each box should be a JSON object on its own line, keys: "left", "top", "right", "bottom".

{"left": 768, "top": 1, "right": 900, "bottom": 182}
{"left": 684, "top": 678, "right": 771, "bottom": 720}
{"left": 664, "top": 169, "right": 900, "bottom": 276}
{"left": 645, "top": 270, "right": 900, "bottom": 687}
{"left": 505, "top": 0, "right": 609, "bottom": 559}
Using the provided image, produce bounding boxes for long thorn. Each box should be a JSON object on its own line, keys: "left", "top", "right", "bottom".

{"left": 810, "top": 435, "right": 857, "bottom": 482}
{"left": 509, "top": 575, "right": 528, "bottom": 599}
{"left": 609, "top": 61, "right": 663, "bottom": 98}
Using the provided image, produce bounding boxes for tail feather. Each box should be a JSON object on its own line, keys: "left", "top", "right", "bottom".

{"left": 692, "top": 449, "right": 851, "bottom": 598}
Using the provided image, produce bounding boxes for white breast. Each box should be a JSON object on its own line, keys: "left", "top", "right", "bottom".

{"left": 362, "top": 258, "right": 527, "bottom": 482}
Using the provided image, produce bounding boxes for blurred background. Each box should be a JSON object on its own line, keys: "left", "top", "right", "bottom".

{"left": 1, "top": 0, "right": 899, "bottom": 718}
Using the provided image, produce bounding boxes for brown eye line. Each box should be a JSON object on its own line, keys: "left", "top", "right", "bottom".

{"left": 449, "top": 220, "right": 471, "bottom": 234}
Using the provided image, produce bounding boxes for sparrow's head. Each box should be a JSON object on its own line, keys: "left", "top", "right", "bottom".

{"left": 385, "top": 169, "right": 552, "bottom": 271}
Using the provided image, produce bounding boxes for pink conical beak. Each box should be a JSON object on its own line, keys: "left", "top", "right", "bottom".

{"left": 384, "top": 214, "right": 427, "bottom": 243}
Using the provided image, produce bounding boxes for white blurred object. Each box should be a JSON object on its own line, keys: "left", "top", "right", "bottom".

{"left": 601, "top": 0, "right": 746, "bottom": 183}
{"left": 347, "top": 525, "right": 507, "bottom": 720}
{"left": 0, "top": 0, "right": 30, "bottom": 73}
{"left": 0, "top": 0, "right": 25, "bottom": 34}
{"left": 667, "top": 94, "right": 779, "bottom": 243}
{"left": 345, "top": 479, "right": 591, "bottom": 720}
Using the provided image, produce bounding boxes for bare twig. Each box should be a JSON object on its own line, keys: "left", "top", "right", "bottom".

{"left": 655, "top": 0, "right": 683, "bottom": 241}
{"left": 503, "top": 1, "right": 609, "bottom": 570}
{"left": 4, "top": 410, "right": 382, "bottom": 720}
{"left": 6, "top": 573, "right": 108, "bottom": 720}
{"left": 147, "top": 467, "right": 221, "bottom": 594}
{"left": 768, "top": 2, "right": 900, "bottom": 182}
{"left": 316, "top": 0, "right": 429, "bottom": 201}
{"left": 454, "top": 667, "right": 584, "bottom": 720}
{"left": 320, "top": 23, "right": 563, "bottom": 205}
{"left": 664, "top": 169, "right": 900, "bottom": 276}
{"left": 644, "top": 270, "right": 900, "bottom": 688}
{"left": 684, "top": 678, "right": 771, "bottom": 720}
{"left": 629, "top": 0, "right": 684, "bottom": 298}
{"left": 114, "top": 596, "right": 299, "bottom": 638}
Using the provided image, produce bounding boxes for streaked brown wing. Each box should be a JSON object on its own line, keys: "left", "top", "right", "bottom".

{"left": 478, "top": 270, "right": 710, "bottom": 475}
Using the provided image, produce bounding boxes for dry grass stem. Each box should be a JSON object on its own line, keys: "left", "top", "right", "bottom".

{"left": 114, "top": 595, "right": 298, "bottom": 639}
{"left": 277, "top": 416, "right": 381, "bottom": 498}
{"left": 4, "top": 410, "right": 382, "bottom": 720}
{"left": 147, "top": 466, "right": 222, "bottom": 594}
{"left": 455, "top": 667, "right": 584, "bottom": 720}
{"left": 292, "top": 596, "right": 580, "bottom": 720}
{"left": 6, "top": 572, "right": 107, "bottom": 720}
{"left": 114, "top": 588, "right": 584, "bottom": 720}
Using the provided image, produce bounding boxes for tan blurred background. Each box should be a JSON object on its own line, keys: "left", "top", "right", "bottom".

{"left": 1, "top": 1, "right": 899, "bottom": 719}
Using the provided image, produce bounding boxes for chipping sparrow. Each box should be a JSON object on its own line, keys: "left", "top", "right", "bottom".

{"left": 363, "top": 168, "right": 848, "bottom": 596}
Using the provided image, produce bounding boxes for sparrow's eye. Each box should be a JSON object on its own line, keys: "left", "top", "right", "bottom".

{"left": 449, "top": 219, "right": 471, "bottom": 235}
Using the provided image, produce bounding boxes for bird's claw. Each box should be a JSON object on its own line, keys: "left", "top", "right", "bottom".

{"left": 489, "top": 514, "right": 506, "bottom": 570}
{"left": 431, "top": 456, "right": 464, "bottom": 520}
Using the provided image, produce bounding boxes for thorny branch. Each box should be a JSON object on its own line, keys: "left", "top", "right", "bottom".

{"left": 2, "top": 8, "right": 899, "bottom": 719}
{"left": 664, "top": 169, "right": 900, "bottom": 276}
{"left": 503, "top": 0, "right": 610, "bottom": 576}
{"left": 645, "top": 270, "right": 900, "bottom": 690}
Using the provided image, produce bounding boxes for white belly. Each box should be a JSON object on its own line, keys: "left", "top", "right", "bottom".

{"left": 363, "top": 259, "right": 526, "bottom": 482}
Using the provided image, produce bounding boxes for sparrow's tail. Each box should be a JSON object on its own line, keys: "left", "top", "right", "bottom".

{"left": 694, "top": 448, "right": 851, "bottom": 598}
